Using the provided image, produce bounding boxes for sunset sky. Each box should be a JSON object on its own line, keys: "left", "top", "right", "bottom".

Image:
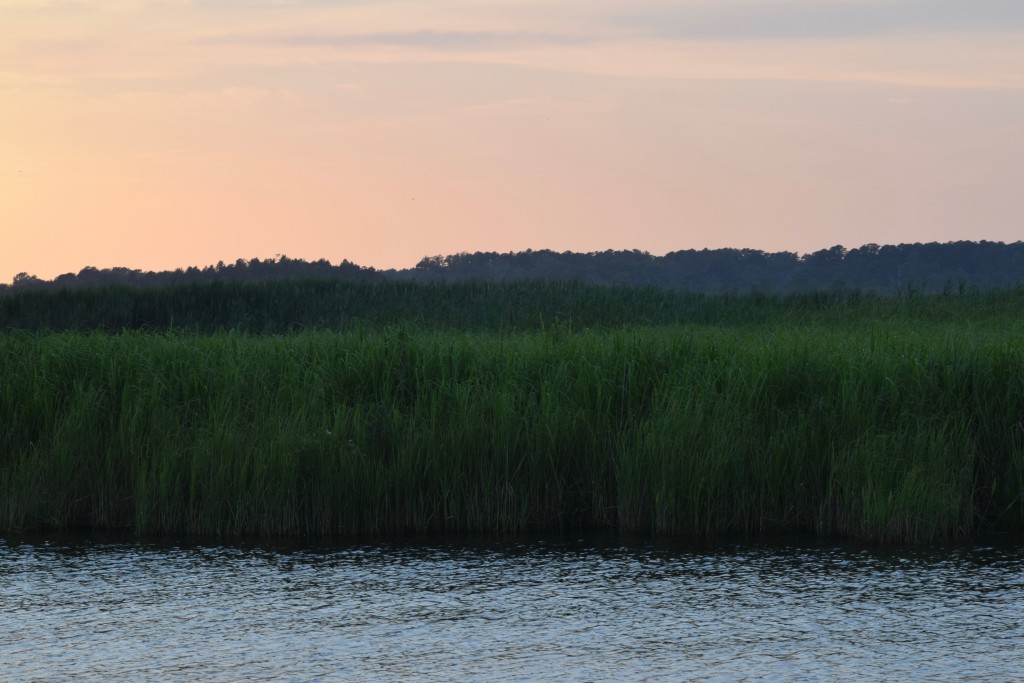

{"left": 2, "top": 0, "right": 1022, "bottom": 282}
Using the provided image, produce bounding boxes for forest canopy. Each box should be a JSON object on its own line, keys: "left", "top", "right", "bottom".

{"left": 4, "top": 241, "right": 1022, "bottom": 294}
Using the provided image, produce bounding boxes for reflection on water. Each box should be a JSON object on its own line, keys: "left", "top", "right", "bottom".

{"left": 2, "top": 535, "right": 1023, "bottom": 681}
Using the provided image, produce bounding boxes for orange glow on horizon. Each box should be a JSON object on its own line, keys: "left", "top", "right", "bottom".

{"left": 3, "top": 1, "right": 1023, "bottom": 282}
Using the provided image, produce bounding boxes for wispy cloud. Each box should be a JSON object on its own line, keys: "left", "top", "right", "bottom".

{"left": 0, "top": 0, "right": 378, "bottom": 7}
{"left": 613, "top": 0, "right": 1024, "bottom": 41}
{"left": 195, "top": 29, "right": 592, "bottom": 51}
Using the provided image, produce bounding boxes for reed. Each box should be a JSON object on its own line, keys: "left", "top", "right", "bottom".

{"left": 2, "top": 323, "right": 1022, "bottom": 541}
{"left": 4, "top": 279, "right": 1024, "bottom": 333}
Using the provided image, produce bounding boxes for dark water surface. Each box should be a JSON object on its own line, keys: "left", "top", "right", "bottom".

{"left": 2, "top": 534, "right": 1023, "bottom": 681}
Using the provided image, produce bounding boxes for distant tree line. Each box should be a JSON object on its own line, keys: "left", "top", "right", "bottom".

{"left": 4, "top": 241, "right": 1022, "bottom": 294}
{"left": 3, "top": 256, "right": 376, "bottom": 293}
{"left": 409, "top": 242, "right": 1024, "bottom": 292}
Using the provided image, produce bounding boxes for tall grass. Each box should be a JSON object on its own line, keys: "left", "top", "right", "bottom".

{"left": 4, "top": 279, "right": 1024, "bottom": 333}
{"left": 2, "top": 323, "right": 1022, "bottom": 541}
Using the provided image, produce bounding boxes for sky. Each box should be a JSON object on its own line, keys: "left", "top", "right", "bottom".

{"left": 2, "top": 0, "right": 1023, "bottom": 282}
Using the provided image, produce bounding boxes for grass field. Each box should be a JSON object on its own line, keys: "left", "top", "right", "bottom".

{"left": 3, "top": 278, "right": 1024, "bottom": 332}
{"left": 3, "top": 308, "right": 1023, "bottom": 541}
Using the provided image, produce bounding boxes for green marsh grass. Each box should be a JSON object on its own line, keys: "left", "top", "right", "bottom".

{"left": 4, "top": 279, "right": 1024, "bottom": 333}
{"left": 2, "top": 322, "right": 1023, "bottom": 541}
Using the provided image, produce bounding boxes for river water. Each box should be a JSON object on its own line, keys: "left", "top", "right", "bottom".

{"left": 2, "top": 534, "right": 1022, "bottom": 681}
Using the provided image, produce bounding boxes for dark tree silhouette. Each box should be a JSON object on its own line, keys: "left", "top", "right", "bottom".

{"left": 4, "top": 241, "right": 1023, "bottom": 295}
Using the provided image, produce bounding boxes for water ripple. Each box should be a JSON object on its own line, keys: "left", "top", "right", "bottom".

{"left": 2, "top": 536, "right": 1023, "bottom": 681}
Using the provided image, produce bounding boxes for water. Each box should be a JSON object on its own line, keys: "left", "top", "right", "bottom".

{"left": 2, "top": 535, "right": 1023, "bottom": 681}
